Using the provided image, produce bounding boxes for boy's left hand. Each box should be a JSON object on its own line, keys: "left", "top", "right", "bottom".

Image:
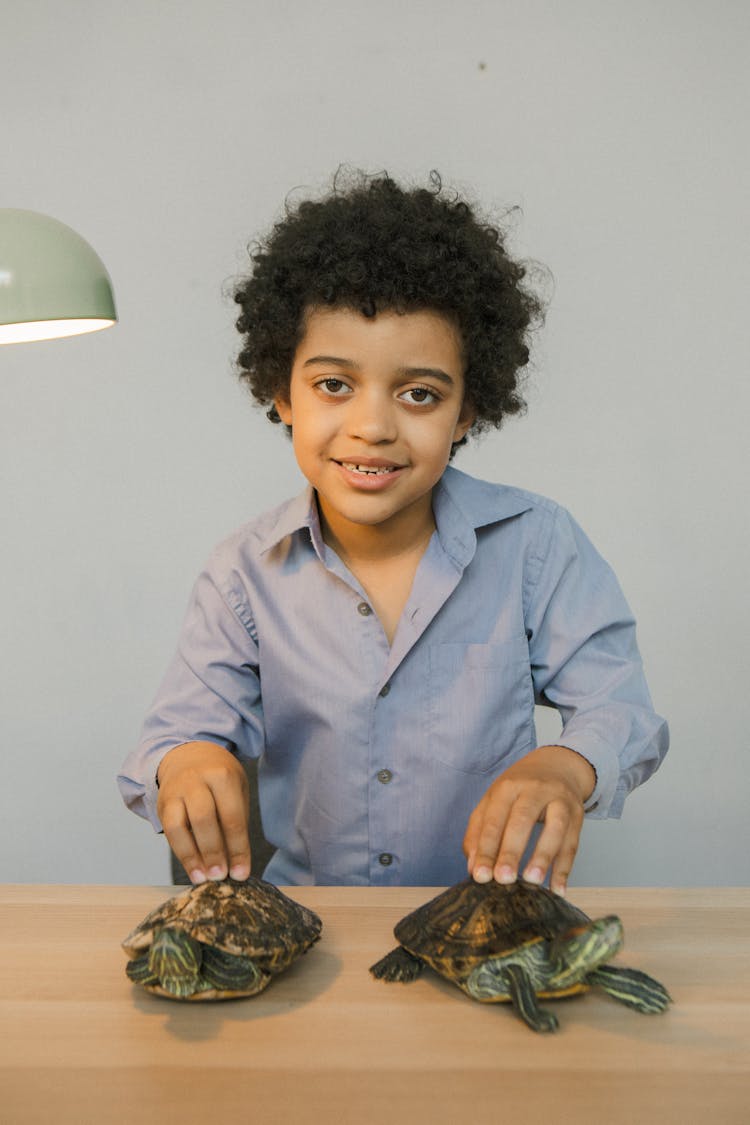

{"left": 463, "top": 745, "right": 596, "bottom": 896}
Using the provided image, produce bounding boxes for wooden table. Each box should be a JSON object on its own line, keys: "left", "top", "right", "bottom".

{"left": 0, "top": 885, "right": 747, "bottom": 1124}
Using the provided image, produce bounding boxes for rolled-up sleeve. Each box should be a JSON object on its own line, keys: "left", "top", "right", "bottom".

{"left": 117, "top": 567, "right": 264, "bottom": 831}
{"left": 526, "top": 506, "right": 669, "bottom": 818}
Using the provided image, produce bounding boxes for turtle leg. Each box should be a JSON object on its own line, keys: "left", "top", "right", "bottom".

{"left": 125, "top": 955, "right": 159, "bottom": 986}
{"left": 201, "top": 946, "right": 263, "bottom": 993}
{"left": 149, "top": 928, "right": 203, "bottom": 997}
{"left": 370, "top": 946, "right": 424, "bottom": 982}
{"left": 587, "top": 964, "right": 672, "bottom": 1013}
{"left": 500, "top": 964, "right": 559, "bottom": 1033}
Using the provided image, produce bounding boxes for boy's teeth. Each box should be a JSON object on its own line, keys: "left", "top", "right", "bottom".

{"left": 342, "top": 462, "right": 395, "bottom": 475}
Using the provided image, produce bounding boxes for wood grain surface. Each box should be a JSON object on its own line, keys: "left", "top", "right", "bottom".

{"left": 0, "top": 885, "right": 747, "bottom": 1124}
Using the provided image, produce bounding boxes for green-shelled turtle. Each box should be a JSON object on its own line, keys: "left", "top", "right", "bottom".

{"left": 370, "top": 878, "right": 671, "bottom": 1032}
{"left": 123, "top": 877, "right": 321, "bottom": 1001}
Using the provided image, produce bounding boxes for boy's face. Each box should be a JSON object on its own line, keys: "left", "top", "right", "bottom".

{"left": 275, "top": 306, "right": 475, "bottom": 543}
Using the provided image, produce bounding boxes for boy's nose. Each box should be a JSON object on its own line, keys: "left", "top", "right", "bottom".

{"left": 346, "top": 393, "right": 397, "bottom": 443}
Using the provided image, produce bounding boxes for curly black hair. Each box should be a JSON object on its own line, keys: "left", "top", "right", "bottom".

{"left": 233, "top": 170, "right": 546, "bottom": 449}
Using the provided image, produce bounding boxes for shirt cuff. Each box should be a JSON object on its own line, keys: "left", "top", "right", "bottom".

{"left": 143, "top": 762, "right": 163, "bottom": 831}
{"left": 553, "top": 732, "right": 621, "bottom": 819}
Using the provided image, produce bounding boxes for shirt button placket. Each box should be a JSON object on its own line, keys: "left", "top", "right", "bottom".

{"left": 372, "top": 635, "right": 395, "bottom": 881}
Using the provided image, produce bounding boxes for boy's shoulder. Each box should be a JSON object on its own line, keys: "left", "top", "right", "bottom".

{"left": 204, "top": 487, "right": 314, "bottom": 575}
{"left": 440, "top": 465, "right": 562, "bottom": 526}
{"left": 435, "top": 467, "right": 575, "bottom": 570}
{"left": 440, "top": 468, "right": 599, "bottom": 577}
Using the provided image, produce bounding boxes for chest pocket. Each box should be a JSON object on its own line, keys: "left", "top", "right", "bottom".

{"left": 427, "top": 637, "right": 535, "bottom": 773}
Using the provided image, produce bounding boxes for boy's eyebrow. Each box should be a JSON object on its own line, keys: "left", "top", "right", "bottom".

{"left": 302, "top": 355, "right": 356, "bottom": 369}
{"left": 397, "top": 365, "right": 456, "bottom": 386}
{"left": 302, "top": 355, "right": 456, "bottom": 386}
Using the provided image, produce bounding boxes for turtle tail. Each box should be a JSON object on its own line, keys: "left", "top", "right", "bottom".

{"left": 588, "top": 964, "right": 672, "bottom": 1013}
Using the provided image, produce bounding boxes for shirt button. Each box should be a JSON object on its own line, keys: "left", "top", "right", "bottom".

{"left": 378, "top": 852, "right": 393, "bottom": 866}
{"left": 379, "top": 682, "right": 391, "bottom": 697}
{"left": 357, "top": 602, "right": 372, "bottom": 616}
{"left": 377, "top": 769, "right": 393, "bottom": 784}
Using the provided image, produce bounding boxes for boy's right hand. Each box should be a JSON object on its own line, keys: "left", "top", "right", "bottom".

{"left": 156, "top": 741, "right": 251, "bottom": 884}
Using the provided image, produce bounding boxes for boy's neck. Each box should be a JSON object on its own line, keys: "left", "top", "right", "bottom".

{"left": 316, "top": 491, "right": 436, "bottom": 567}
{"left": 316, "top": 490, "right": 436, "bottom": 647}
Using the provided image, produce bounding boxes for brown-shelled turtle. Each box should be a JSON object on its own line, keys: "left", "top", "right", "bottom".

{"left": 370, "top": 878, "right": 671, "bottom": 1032}
{"left": 122, "top": 876, "right": 322, "bottom": 1000}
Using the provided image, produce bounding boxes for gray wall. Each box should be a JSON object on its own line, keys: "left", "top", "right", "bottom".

{"left": 1, "top": 1, "right": 747, "bottom": 886}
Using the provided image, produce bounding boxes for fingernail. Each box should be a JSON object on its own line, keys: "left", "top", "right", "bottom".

{"left": 207, "top": 865, "right": 226, "bottom": 881}
{"left": 190, "top": 869, "right": 207, "bottom": 885}
{"left": 496, "top": 865, "right": 516, "bottom": 884}
{"left": 230, "top": 864, "right": 249, "bottom": 881}
{"left": 552, "top": 882, "right": 567, "bottom": 897}
{"left": 524, "top": 866, "right": 544, "bottom": 885}
{"left": 473, "top": 865, "right": 492, "bottom": 884}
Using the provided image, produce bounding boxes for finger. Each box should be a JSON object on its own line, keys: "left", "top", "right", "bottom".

{"left": 547, "top": 811, "right": 583, "bottom": 896}
{"left": 489, "top": 798, "right": 546, "bottom": 885}
{"left": 184, "top": 789, "right": 230, "bottom": 880}
{"left": 522, "top": 802, "right": 571, "bottom": 887}
{"left": 161, "top": 799, "right": 208, "bottom": 885}
{"left": 462, "top": 799, "right": 490, "bottom": 871}
{"left": 211, "top": 778, "right": 252, "bottom": 881}
{"left": 469, "top": 792, "right": 517, "bottom": 884}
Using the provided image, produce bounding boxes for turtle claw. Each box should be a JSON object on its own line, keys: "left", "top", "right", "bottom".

{"left": 531, "top": 1007, "right": 559, "bottom": 1033}
{"left": 500, "top": 963, "right": 560, "bottom": 1034}
{"left": 125, "top": 956, "right": 158, "bottom": 986}
{"left": 370, "top": 946, "right": 424, "bottom": 982}
{"left": 587, "top": 965, "right": 672, "bottom": 1013}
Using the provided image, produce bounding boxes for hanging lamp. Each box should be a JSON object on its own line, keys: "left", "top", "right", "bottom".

{"left": 0, "top": 208, "right": 117, "bottom": 345}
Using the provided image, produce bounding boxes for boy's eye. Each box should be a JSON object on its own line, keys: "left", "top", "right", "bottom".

{"left": 316, "top": 378, "right": 350, "bottom": 395}
{"left": 401, "top": 386, "right": 438, "bottom": 405}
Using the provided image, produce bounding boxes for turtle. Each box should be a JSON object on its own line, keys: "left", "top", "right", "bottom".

{"left": 370, "top": 878, "right": 671, "bottom": 1032}
{"left": 122, "top": 876, "right": 322, "bottom": 1001}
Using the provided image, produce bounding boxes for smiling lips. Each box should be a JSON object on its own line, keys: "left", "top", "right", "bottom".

{"left": 340, "top": 462, "right": 398, "bottom": 475}
{"left": 333, "top": 458, "right": 406, "bottom": 488}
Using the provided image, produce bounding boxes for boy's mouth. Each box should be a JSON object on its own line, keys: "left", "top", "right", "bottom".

{"left": 339, "top": 462, "right": 398, "bottom": 476}
{"left": 334, "top": 458, "right": 404, "bottom": 476}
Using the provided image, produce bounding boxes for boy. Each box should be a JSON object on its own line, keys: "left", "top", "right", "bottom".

{"left": 118, "top": 172, "right": 668, "bottom": 894}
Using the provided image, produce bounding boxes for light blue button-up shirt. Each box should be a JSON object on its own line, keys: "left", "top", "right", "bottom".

{"left": 118, "top": 467, "right": 668, "bottom": 886}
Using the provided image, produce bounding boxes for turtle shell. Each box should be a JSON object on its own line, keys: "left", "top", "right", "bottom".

{"left": 122, "top": 876, "right": 321, "bottom": 1000}
{"left": 394, "top": 878, "right": 591, "bottom": 984}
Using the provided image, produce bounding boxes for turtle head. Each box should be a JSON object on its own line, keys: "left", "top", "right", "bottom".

{"left": 148, "top": 927, "right": 203, "bottom": 997}
{"left": 548, "top": 915, "right": 624, "bottom": 991}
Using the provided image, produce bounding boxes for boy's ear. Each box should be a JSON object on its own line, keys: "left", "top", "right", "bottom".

{"left": 274, "top": 394, "right": 292, "bottom": 425}
{"left": 452, "top": 399, "right": 476, "bottom": 444}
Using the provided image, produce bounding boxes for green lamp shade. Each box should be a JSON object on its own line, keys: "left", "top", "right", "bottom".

{"left": 0, "top": 209, "right": 117, "bottom": 344}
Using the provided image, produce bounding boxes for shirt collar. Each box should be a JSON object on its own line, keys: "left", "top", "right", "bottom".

{"left": 258, "top": 465, "right": 533, "bottom": 562}
{"left": 432, "top": 465, "right": 534, "bottom": 568}
{"left": 258, "top": 484, "right": 324, "bottom": 556}
{"left": 437, "top": 465, "right": 534, "bottom": 526}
